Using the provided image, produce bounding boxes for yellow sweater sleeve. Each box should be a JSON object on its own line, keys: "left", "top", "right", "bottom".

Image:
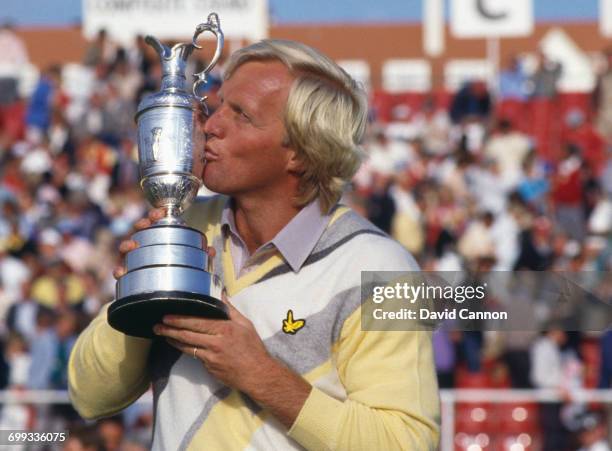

{"left": 288, "top": 308, "right": 440, "bottom": 451}
{"left": 68, "top": 305, "right": 152, "bottom": 419}
{"left": 68, "top": 196, "right": 226, "bottom": 421}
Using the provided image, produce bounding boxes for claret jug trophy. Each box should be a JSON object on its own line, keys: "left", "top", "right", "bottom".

{"left": 108, "top": 13, "right": 228, "bottom": 338}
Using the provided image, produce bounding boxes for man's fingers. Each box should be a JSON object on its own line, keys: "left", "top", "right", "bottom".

{"left": 165, "top": 338, "right": 195, "bottom": 356}
{"left": 156, "top": 326, "right": 222, "bottom": 351}
{"left": 115, "top": 239, "right": 138, "bottom": 279}
{"left": 113, "top": 266, "right": 127, "bottom": 279}
{"left": 155, "top": 323, "right": 211, "bottom": 345}
{"left": 207, "top": 246, "right": 216, "bottom": 259}
{"left": 134, "top": 218, "right": 152, "bottom": 230}
{"left": 165, "top": 338, "right": 215, "bottom": 364}
{"left": 133, "top": 208, "right": 163, "bottom": 231}
{"left": 119, "top": 239, "right": 138, "bottom": 254}
{"left": 162, "top": 315, "right": 227, "bottom": 334}
{"left": 148, "top": 208, "right": 165, "bottom": 222}
{"left": 115, "top": 209, "right": 164, "bottom": 281}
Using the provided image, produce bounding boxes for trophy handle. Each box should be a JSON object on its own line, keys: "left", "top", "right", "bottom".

{"left": 192, "top": 12, "right": 224, "bottom": 107}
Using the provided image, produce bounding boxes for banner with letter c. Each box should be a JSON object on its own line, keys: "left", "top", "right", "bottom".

{"left": 450, "top": 0, "right": 533, "bottom": 38}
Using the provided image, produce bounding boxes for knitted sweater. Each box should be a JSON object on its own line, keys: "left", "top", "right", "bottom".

{"left": 68, "top": 196, "right": 440, "bottom": 450}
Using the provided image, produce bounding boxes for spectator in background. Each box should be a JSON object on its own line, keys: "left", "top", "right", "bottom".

{"left": 108, "top": 48, "right": 142, "bottom": 106}
{"left": 514, "top": 216, "right": 554, "bottom": 270}
{"left": 27, "top": 307, "right": 58, "bottom": 390}
{"left": 0, "top": 238, "right": 30, "bottom": 306}
{"left": 366, "top": 172, "right": 395, "bottom": 233}
{"left": 82, "top": 29, "right": 116, "bottom": 68}
{"left": 127, "top": 34, "right": 154, "bottom": 77}
{"left": 30, "top": 260, "right": 85, "bottom": 310}
{"left": 599, "top": 329, "right": 612, "bottom": 445}
{"left": 588, "top": 184, "right": 612, "bottom": 238}
{"left": 600, "top": 329, "right": 612, "bottom": 389}
{"left": 418, "top": 96, "right": 452, "bottom": 156}
{"left": 0, "top": 333, "right": 32, "bottom": 431}
{"left": 602, "top": 149, "right": 612, "bottom": 192}
{"left": 0, "top": 22, "right": 29, "bottom": 106}
{"left": 449, "top": 80, "right": 492, "bottom": 125}
{"left": 484, "top": 118, "right": 531, "bottom": 188}
{"left": 531, "top": 323, "right": 583, "bottom": 451}
{"left": 87, "top": 76, "right": 135, "bottom": 146}
{"left": 432, "top": 326, "right": 457, "bottom": 388}
{"left": 582, "top": 164, "right": 603, "bottom": 220}
{"left": 385, "top": 103, "right": 416, "bottom": 141}
{"left": 25, "top": 64, "right": 63, "bottom": 139}
{"left": 390, "top": 169, "right": 425, "bottom": 256}
{"left": 111, "top": 138, "right": 139, "bottom": 190}
{"left": 121, "top": 394, "right": 154, "bottom": 450}
{"left": 499, "top": 55, "right": 529, "bottom": 101}
{"left": 501, "top": 332, "right": 536, "bottom": 389}
{"left": 574, "top": 410, "right": 611, "bottom": 451}
{"left": 63, "top": 425, "right": 105, "bottom": 451}
{"left": 366, "top": 129, "right": 413, "bottom": 176}
{"left": 6, "top": 281, "right": 39, "bottom": 343}
{"left": 563, "top": 108, "right": 607, "bottom": 176}
{"left": 593, "top": 48, "right": 612, "bottom": 144}
{"left": 552, "top": 144, "right": 586, "bottom": 241}
{"left": 58, "top": 225, "right": 96, "bottom": 273}
{"left": 432, "top": 230, "right": 463, "bottom": 271}
{"left": 97, "top": 416, "right": 126, "bottom": 451}
{"left": 50, "top": 309, "right": 78, "bottom": 390}
{"left": 458, "top": 211, "right": 496, "bottom": 263}
{"left": 517, "top": 151, "right": 550, "bottom": 213}
{"left": 529, "top": 50, "right": 562, "bottom": 99}
{"left": 2, "top": 333, "right": 29, "bottom": 389}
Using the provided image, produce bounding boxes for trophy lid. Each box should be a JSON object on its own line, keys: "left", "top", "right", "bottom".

{"left": 136, "top": 40, "right": 196, "bottom": 118}
{"left": 136, "top": 13, "right": 223, "bottom": 119}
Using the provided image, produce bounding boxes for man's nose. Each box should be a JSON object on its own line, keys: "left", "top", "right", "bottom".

{"left": 203, "top": 107, "right": 224, "bottom": 139}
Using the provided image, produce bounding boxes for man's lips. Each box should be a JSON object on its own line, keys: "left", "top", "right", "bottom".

{"left": 204, "top": 146, "right": 219, "bottom": 161}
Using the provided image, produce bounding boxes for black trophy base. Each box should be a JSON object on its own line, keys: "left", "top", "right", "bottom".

{"left": 108, "top": 291, "right": 229, "bottom": 338}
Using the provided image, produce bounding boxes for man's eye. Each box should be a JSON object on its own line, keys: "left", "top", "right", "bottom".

{"left": 235, "top": 109, "right": 250, "bottom": 121}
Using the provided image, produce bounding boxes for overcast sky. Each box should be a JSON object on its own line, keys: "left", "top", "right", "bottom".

{"left": 1, "top": 0, "right": 601, "bottom": 27}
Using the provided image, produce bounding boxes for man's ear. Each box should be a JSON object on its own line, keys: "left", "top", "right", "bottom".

{"left": 287, "top": 152, "right": 304, "bottom": 174}
{"left": 284, "top": 140, "right": 304, "bottom": 174}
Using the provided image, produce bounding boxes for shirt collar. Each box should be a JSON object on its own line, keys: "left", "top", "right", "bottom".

{"left": 221, "top": 197, "right": 331, "bottom": 273}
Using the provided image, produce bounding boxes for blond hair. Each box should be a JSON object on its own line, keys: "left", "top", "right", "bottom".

{"left": 224, "top": 40, "right": 367, "bottom": 213}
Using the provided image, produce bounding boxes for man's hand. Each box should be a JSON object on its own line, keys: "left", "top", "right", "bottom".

{"left": 153, "top": 294, "right": 312, "bottom": 429}
{"left": 154, "top": 293, "right": 272, "bottom": 390}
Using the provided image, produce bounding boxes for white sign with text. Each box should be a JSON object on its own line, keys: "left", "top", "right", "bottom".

{"left": 83, "top": 0, "right": 268, "bottom": 43}
{"left": 450, "top": 0, "right": 533, "bottom": 38}
{"left": 601, "top": 0, "right": 612, "bottom": 36}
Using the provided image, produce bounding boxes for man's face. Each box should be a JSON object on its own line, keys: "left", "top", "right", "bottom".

{"left": 202, "top": 61, "right": 296, "bottom": 197}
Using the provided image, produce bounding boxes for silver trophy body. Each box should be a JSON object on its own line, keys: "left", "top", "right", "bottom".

{"left": 108, "top": 14, "right": 227, "bottom": 338}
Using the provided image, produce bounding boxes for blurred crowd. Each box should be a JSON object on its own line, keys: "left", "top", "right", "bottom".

{"left": 348, "top": 48, "right": 612, "bottom": 451}
{"left": 0, "top": 22, "right": 610, "bottom": 450}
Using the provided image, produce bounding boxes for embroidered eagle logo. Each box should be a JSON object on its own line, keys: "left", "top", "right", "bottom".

{"left": 282, "top": 310, "right": 305, "bottom": 335}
